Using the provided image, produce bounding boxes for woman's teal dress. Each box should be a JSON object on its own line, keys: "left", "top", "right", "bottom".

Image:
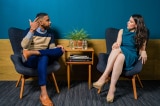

{"left": 120, "top": 28, "right": 139, "bottom": 71}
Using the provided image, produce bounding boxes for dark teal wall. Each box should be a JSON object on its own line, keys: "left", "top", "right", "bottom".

{"left": 1, "top": 0, "right": 159, "bottom": 39}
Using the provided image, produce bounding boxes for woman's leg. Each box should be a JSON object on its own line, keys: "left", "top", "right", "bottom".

{"left": 106, "top": 53, "right": 125, "bottom": 102}
{"left": 96, "top": 48, "right": 122, "bottom": 84}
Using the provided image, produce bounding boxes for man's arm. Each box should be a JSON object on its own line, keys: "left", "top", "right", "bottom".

{"left": 21, "top": 18, "right": 39, "bottom": 49}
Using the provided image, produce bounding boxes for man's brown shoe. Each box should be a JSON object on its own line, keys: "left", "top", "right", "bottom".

{"left": 40, "top": 95, "right": 53, "bottom": 106}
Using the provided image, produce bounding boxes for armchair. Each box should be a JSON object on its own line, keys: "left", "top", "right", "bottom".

{"left": 8, "top": 27, "right": 60, "bottom": 99}
{"left": 96, "top": 28, "right": 145, "bottom": 99}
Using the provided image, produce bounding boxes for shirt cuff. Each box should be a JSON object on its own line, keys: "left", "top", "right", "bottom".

{"left": 26, "top": 31, "right": 34, "bottom": 39}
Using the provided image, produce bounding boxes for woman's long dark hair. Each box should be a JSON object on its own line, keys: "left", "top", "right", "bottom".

{"left": 132, "top": 14, "right": 148, "bottom": 50}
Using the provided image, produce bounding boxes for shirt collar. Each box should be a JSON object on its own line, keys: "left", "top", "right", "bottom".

{"left": 36, "top": 27, "right": 47, "bottom": 34}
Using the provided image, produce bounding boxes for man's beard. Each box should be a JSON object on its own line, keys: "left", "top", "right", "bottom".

{"left": 42, "top": 25, "right": 50, "bottom": 29}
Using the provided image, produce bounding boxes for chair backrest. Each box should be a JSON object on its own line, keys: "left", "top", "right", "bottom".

{"left": 8, "top": 27, "right": 25, "bottom": 55}
{"left": 105, "top": 28, "right": 120, "bottom": 54}
{"left": 105, "top": 28, "right": 150, "bottom": 53}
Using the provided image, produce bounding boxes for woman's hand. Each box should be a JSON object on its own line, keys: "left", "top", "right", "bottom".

{"left": 139, "top": 50, "right": 147, "bottom": 64}
{"left": 112, "top": 42, "right": 120, "bottom": 50}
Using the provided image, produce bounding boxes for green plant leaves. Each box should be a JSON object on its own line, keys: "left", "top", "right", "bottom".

{"left": 66, "top": 28, "right": 89, "bottom": 40}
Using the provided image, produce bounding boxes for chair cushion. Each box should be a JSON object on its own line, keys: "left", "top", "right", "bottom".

{"left": 122, "top": 59, "right": 143, "bottom": 76}
{"left": 11, "top": 55, "right": 60, "bottom": 76}
{"left": 96, "top": 53, "right": 109, "bottom": 73}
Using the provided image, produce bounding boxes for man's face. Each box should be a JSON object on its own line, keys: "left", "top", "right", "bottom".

{"left": 39, "top": 15, "right": 51, "bottom": 29}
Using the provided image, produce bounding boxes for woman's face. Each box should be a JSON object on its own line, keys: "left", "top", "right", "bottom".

{"left": 127, "top": 16, "right": 137, "bottom": 31}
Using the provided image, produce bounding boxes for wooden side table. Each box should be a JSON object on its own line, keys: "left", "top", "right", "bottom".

{"left": 64, "top": 47, "right": 94, "bottom": 89}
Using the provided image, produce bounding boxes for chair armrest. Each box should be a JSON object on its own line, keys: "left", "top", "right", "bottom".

{"left": 10, "top": 54, "right": 36, "bottom": 75}
{"left": 96, "top": 53, "right": 109, "bottom": 73}
{"left": 10, "top": 54, "right": 26, "bottom": 68}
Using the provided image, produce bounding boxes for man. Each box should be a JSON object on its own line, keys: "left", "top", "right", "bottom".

{"left": 21, "top": 12, "right": 64, "bottom": 106}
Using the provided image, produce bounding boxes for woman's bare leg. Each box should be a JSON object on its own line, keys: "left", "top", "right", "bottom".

{"left": 107, "top": 53, "right": 125, "bottom": 102}
{"left": 96, "top": 48, "right": 121, "bottom": 84}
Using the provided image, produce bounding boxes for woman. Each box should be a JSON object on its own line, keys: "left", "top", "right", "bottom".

{"left": 93, "top": 14, "right": 148, "bottom": 103}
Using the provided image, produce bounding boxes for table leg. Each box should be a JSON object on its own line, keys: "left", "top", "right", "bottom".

{"left": 88, "top": 65, "right": 91, "bottom": 89}
{"left": 67, "top": 64, "right": 70, "bottom": 89}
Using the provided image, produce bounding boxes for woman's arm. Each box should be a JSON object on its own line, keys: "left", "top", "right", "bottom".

{"left": 116, "top": 29, "right": 123, "bottom": 45}
{"left": 139, "top": 41, "right": 147, "bottom": 64}
{"left": 112, "top": 29, "right": 123, "bottom": 49}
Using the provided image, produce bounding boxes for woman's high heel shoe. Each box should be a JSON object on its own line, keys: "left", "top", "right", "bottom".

{"left": 93, "top": 78, "right": 110, "bottom": 94}
{"left": 106, "top": 87, "right": 116, "bottom": 103}
{"left": 106, "top": 95, "right": 114, "bottom": 103}
{"left": 93, "top": 81, "right": 105, "bottom": 93}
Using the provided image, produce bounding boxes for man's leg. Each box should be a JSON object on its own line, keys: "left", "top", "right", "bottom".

{"left": 38, "top": 55, "right": 53, "bottom": 106}
{"left": 22, "top": 47, "right": 63, "bottom": 62}
{"left": 39, "top": 47, "right": 63, "bottom": 57}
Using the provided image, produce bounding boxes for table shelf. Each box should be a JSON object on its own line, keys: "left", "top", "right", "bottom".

{"left": 64, "top": 47, "right": 94, "bottom": 89}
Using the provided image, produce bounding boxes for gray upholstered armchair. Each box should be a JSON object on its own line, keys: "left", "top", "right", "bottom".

{"left": 96, "top": 28, "right": 144, "bottom": 99}
{"left": 8, "top": 27, "right": 60, "bottom": 99}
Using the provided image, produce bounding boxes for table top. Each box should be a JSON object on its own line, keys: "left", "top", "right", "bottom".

{"left": 64, "top": 47, "right": 94, "bottom": 52}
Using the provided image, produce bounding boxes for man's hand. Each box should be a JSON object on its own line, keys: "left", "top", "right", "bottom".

{"left": 29, "top": 17, "right": 39, "bottom": 32}
{"left": 57, "top": 45, "right": 65, "bottom": 52}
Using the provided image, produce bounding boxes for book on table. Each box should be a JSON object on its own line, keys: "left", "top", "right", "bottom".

{"left": 67, "top": 55, "right": 92, "bottom": 62}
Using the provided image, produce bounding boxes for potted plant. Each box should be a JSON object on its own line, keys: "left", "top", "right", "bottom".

{"left": 66, "top": 28, "right": 89, "bottom": 48}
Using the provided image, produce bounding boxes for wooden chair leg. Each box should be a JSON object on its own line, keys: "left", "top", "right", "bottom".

{"left": 136, "top": 74, "right": 143, "bottom": 88}
{"left": 88, "top": 65, "right": 91, "bottom": 89}
{"left": 48, "top": 74, "right": 54, "bottom": 82}
{"left": 20, "top": 75, "right": 25, "bottom": 99}
{"left": 97, "top": 89, "right": 101, "bottom": 94}
{"left": 132, "top": 75, "right": 137, "bottom": 99}
{"left": 51, "top": 73, "right": 60, "bottom": 93}
{"left": 16, "top": 75, "right": 22, "bottom": 87}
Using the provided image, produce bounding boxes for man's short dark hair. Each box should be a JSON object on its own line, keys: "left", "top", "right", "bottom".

{"left": 36, "top": 13, "right": 48, "bottom": 18}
